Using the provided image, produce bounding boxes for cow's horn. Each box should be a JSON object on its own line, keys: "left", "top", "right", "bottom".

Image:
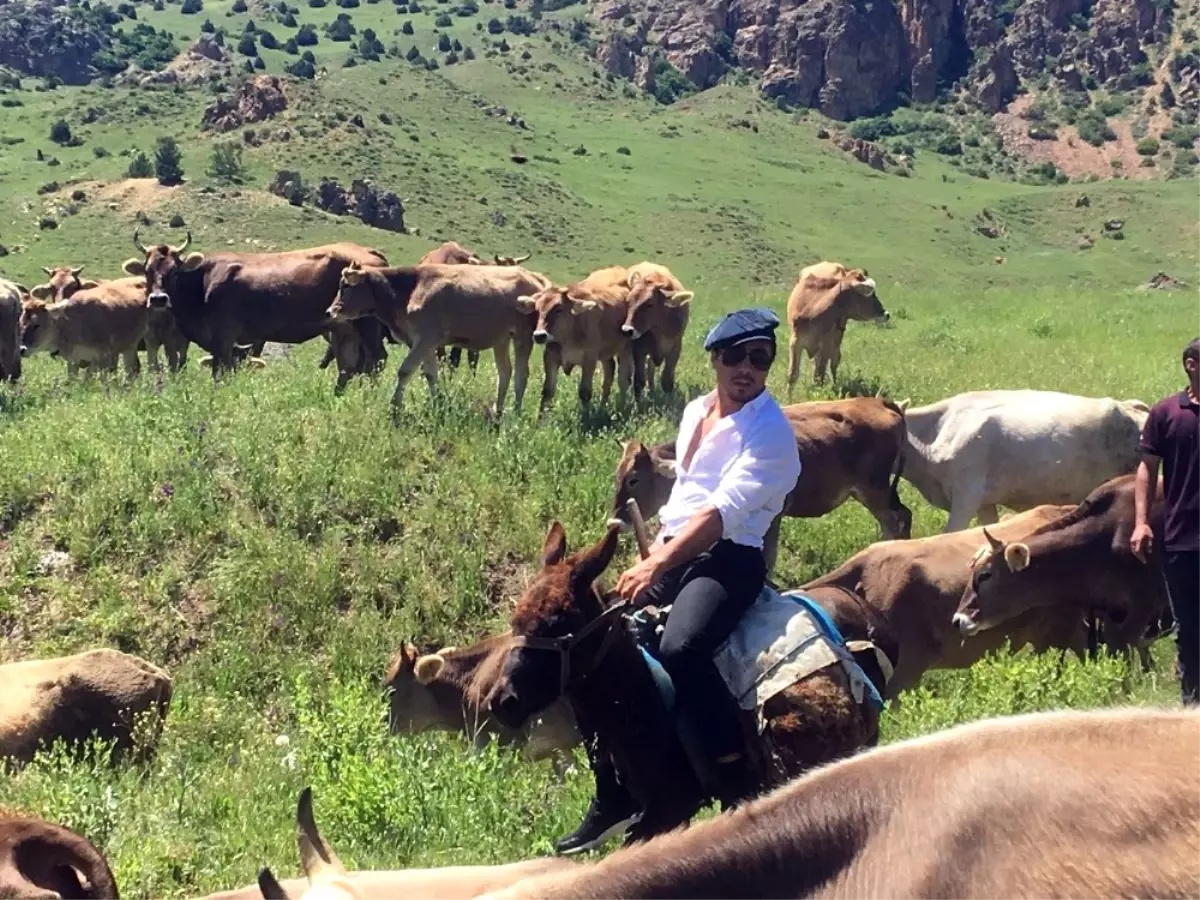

{"left": 172, "top": 231, "right": 192, "bottom": 255}
{"left": 982, "top": 527, "right": 1004, "bottom": 552}
{"left": 71, "top": 265, "right": 85, "bottom": 276}
{"left": 41, "top": 266, "right": 53, "bottom": 276}
{"left": 133, "top": 229, "right": 148, "bottom": 254}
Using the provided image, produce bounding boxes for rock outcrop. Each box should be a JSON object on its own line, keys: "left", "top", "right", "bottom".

{"left": 271, "top": 170, "right": 405, "bottom": 232}
{"left": 202, "top": 75, "right": 288, "bottom": 133}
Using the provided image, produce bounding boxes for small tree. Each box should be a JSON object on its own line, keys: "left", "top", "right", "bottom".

{"left": 296, "top": 23, "right": 318, "bottom": 43}
{"left": 154, "top": 136, "right": 184, "bottom": 185}
{"left": 127, "top": 150, "right": 153, "bottom": 178}
{"left": 208, "top": 141, "right": 245, "bottom": 182}
{"left": 401, "top": 19, "right": 413, "bottom": 32}
{"left": 200, "top": 16, "right": 215, "bottom": 30}
{"left": 286, "top": 57, "right": 316, "bottom": 77}
{"left": 237, "top": 33, "right": 258, "bottom": 55}
{"left": 437, "top": 31, "right": 451, "bottom": 50}
{"left": 49, "top": 119, "right": 72, "bottom": 145}
{"left": 435, "top": 10, "right": 451, "bottom": 24}
{"left": 258, "top": 29, "right": 278, "bottom": 48}
{"left": 486, "top": 16, "right": 502, "bottom": 31}
{"left": 232, "top": 0, "right": 247, "bottom": 9}
{"left": 181, "top": 0, "right": 202, "bottom": 13}
{"left": 285, "top": 36, "right": 299, "bottom": 52}
{"left": 406, "top": 43, "right": 421, "bottom": 60}
{"left": 463, "top": 44, "right": 474, "bottom": 59}
{"left": 281, "top": 11, "right": 297, "bottom": 25}
{"left": 1162, "top": 81, "right": 1176, "bottom": 109}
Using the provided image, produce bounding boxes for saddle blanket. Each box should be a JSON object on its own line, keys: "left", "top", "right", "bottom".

{"left": 710, "top": 587, "right": 882, "bottom": 721}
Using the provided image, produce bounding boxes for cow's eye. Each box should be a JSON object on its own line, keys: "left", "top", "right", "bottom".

{"left": 626, "top": 475, "right": 639, "bottom": 489}
{"left": 977, "top": 569, "right": 992, "bottom": 585}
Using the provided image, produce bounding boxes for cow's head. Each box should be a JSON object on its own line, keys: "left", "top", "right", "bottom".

{"left": 327, "top": 264, "right": 377, "bottom": 321}
{"left": 489, "top": 522, "right": 621, "bottom": 730}
{"left": 383, "top": 641, "right": 461, "bottom": 736}
{"left": 257, "top": 788, "right": 357, "bottom": 900}
{"left": 621, "top": 272, "right": 693, "bottom": 339}
{"left": 122, "top": 230, "right": 204, "bottom": 309}
{"left": 952, "top": 528, "right": 1033, "bottom": 636}
{"left": 805, "top": 266, "right": 888, "bottom": 324}
{"left": 18, "top": 299, "right": 61, "bottom": 356}
{"left": 28, "top": 265, "right": 98, "bottom": 303}
{"left": 610, "top": 439, "right": 676, "bottom": 526}
{"left": 515, "top": 287, "right": 596, "bottom": 345}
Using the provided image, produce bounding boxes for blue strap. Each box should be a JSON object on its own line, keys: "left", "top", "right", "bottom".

{"left": 638, "top": 645, "right": 676, "bottom": 712}
{"left": 782, "top": 590, "right": 885, "bottom": 712}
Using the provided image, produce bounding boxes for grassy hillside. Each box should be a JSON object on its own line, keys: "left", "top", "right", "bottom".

{"left": 0, "top": 5, "right": 1197, "bottom": 896}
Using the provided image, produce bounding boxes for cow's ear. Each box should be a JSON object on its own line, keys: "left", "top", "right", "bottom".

{"left": 854, "top": 277, "right": 877, "bottom": 296}
{"left": 1004, "top": 543, "right": 1031, "bottom": 572}
{"left": 575, "top": 300, "right": 599, "bottom": 312}
{"left": 77, "top": 279, "right": 100, "bottom": 290}
{"left": 542, "top": 521, "right": 568, "bottom": 567}
{"left": 257, "top": 867, "right": 292, "bottom": 900}
{"left": 664, "top": 290, "right": 694, "bottom": 307}
{"left": 122, "top": 258, "right": 146, "bottom": 276}
{"left": 181, "top": 252, "right": 205, "bottom": 272}
{"left": 515, "top": 295, "right": 536, "bottom": 314}
{"left": 342, "top": 268, "right": 365, "bottom": 286}
{"left": 29, "top": 284, "right": 52, "bottom": 300}
{"left": 414, "top": 654, "right": 445, "bottom": 685}
{"left": 627, "top": 270, "right": 643, "bottom": 287}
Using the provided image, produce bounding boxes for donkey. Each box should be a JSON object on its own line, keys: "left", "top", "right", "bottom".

{"left": 487, "top": 521, "right": 885, "bottom": 843}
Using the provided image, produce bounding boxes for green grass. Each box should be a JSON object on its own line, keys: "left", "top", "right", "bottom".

{"left": 0, "top": 6, "right": 1197, "bottom": 896}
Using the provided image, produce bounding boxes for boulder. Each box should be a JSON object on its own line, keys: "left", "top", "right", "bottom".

{"left": 202, "top": 74, "right": 288, "bottom": 133}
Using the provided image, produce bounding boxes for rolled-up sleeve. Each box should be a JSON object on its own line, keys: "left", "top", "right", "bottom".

{"left": 1139, "top": 406, "right": 1165, "bottom": 457}
{"left": 707, "top": 418, "right": 801, "bottom": 541}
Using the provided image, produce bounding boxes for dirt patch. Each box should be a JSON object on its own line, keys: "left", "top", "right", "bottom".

{"left": 87, "top": 178, "right": 181, "bottom": 215}
{"left": 483, "top": 551, "right": 536, "bottom": 609}
{"left": 992, "top": 95, "right": 1160, "bottom": 182}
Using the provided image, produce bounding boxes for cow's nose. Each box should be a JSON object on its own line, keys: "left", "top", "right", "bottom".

{"left": 325, "top": 306, "right": 337, "bottom": 319}
{"left": 533, "top": 330, "right": 548, "bottom": 345}
{"left": 621, "top": 324, "right": 635, "bottom": 335}
{"left": 18, "top": 345, "right": 29, "bottom": 357}
{"left": 951, "top": 613, "right": 977, "bottom": 636}
{"left": 148, "top": 292, "right": 170, "bottom": 308}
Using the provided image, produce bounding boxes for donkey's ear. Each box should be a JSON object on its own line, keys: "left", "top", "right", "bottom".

{"left": 542, "top": 521, "right": 568, "bottom": 567}
{"left": 571, "top": 523, "right": 621, "bottom": 589}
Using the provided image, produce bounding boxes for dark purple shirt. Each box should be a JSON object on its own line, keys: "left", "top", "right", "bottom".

{"left": 1140, "top": 391, "right": 1200, "bottom": 552}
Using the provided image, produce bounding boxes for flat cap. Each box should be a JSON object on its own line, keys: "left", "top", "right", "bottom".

{"left": 703, "top": 307, "right": 781, "bottom": 351}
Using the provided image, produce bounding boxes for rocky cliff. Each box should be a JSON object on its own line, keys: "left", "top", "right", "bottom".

{"left": 591, "top": 0, "right": 1179, "bottom": 119}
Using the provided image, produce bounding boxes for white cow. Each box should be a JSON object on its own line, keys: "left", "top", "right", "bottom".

{"left": 899, "top": 390, "right": 1150, "bottom": 532}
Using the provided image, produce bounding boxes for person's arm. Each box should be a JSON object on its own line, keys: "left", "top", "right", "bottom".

{"left": 1131, "top": 453, "right": 1160, "bottom": 563}
{"left": 615, "top": 506, "right": 723, "bottom": 602}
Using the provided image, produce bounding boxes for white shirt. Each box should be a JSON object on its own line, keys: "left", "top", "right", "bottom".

{"left": 657, "top": 388, "right": 801, "bottom": 550}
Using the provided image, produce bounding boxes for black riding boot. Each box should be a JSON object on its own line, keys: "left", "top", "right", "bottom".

{"left": 554, "top": 714, "right": 642, "bottom": 855}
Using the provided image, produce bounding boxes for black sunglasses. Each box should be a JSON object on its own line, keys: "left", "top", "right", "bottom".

{"left": 717, "top": 345, "right": 775, "bottom": 371}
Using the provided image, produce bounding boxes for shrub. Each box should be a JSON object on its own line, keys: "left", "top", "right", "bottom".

{"left": 296, "top": 23, "right": 318, "bottom": 43}
{"left": 182, "top": 0, "right": 203, "bottom": 12}
{"left": 285, "top": 36, "right": 299, "bottom": 52}
{"left": 1136, "top": 136, "right": 1160, "bottom": 156}
{"left": 401, "top": 19, "right": 413, "bottom": 32}
{"left": 154, "top": 136, "right": 184, "bottom": 185}
{"left": 931, "top": 133, "right": 962, "bottom": 155}
{"left": 258, "top": 29, "right": 278, "bottom": 48}
{"left": 486, "top": 16, "right": 503, "bottom": 32}
{"left": 406, "top": 44, "right": 421, "bottom": 60}
{"left": 49, "top": 119, "right": 72, "bottom": 145}
{"left": 232, "top": 0, "right": 247, "bottom": 10}
{"left": 208, "top": 142, "right": 245, "bottom": 183}
{"left": 445, "top": 49, "right": 458, "bottom": 63}
{"left": 127, "top": 150, "right": 153, "bottom": 178}
{"left": 437, "top": 31, "right": 451, "bottom": 49}
{"left": 457, "top": 0, "right": 477, "bottom": 12}
{"left": 463, "top": 45, "right": 474, "bottom": 58}
{"left": 93, "top": 145, "right": 109, "bottom": 158}
{"left": 435, "top": 11, "right": 451, "bottom": 24}
{"left": 1076, "top": 109, "right": 1115, "bottom": 146}
{"left": 286, "top": 57, "right": 316, "bottom": 77}
{"left": 281, "top": 11, "right": 297, "bottom": 25}
{"left": 1161, "top": 82, "right": 1176, "bottom": 109}
{"left": 237, "top": 34, "right": 258, "bottom": 54}
{"left": 200, "top": 16, "right": 215, "bottom": 30}
{"left": 1162, "top": 124, "right": 1199, "bottom": 148}
{"left": 308, "top": 0, "right": 328, "bottom": 7}
{"left": 326, "top": 14, "right": 356, "bottom": 40}
{"left": 303, "top": 49, "right": 315, "bottom": 60}
{"left": 848, "top": 116, "right": 897, "bottom": 141}
{"left": 506, "top": 13, "right": 533, "bottom": 33}
{"left": 1095, "top": 94, "right": 1127, "bottom": 116}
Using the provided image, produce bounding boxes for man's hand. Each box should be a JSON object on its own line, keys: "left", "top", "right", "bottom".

{"left": 1131, "top": 523, "right": 1154, "bottom": 563}
{"left": 614, "top": 555, "right": 666, "bottom": 604}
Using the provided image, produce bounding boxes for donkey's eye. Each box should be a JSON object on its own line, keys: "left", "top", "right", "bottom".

{"left": 626, "top": 475, "right": 639, "bottom": 489}
{"left": 977, "top": 570, "right": 993, "bottom": 585}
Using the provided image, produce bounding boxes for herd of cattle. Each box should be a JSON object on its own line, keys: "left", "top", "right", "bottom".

{"left": 0, "top": 235, "right": 1192, "bottom": 898}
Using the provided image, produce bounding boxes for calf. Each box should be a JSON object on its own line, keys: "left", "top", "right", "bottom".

{"left": 611, "top": 397, "right": 912, "bottom": 572}
{"left": 802, "top": 504, "right": 1099, "bottom": 697}
{"left": 0, "top": 648, "right": 172, "bottom": 764}
{"left": 0, "top": 815, "right": 118, "bottom": 899}
{"left": 900, "top": 389, "right": 1150, "bottom": 531}
{"left": 620, "top": 262, "right": 692, "bottom": 397}
{"left": 31, "top": 267, "right": 189, "bottom": 373}
{"left": 517, "top": 266, "right": 635, "bottom": 411}
{"left": 385, "top": 637, "right": 579, "bottom": 762}
{"left": 785, "top": 261, "right": 888, "bottom": 397}
{"left": 20, "top": 281, "right": 149, "bottom": 379}
{"left": 327, "top": 263, "right": 550, "bottom": 418}
{"left": 0, "top": 278, "right": 24, "bottom": 382}
{"left": 953, "top": 473, "right": 1169, "bottom": 659}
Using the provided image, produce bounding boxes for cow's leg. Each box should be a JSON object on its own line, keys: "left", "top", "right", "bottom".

{"left": 616, "top": 346, "right": 633, "bottom": 402}
{"left": 976, "top": 504, "right": 1000, "bottom": 526}
{"left": 854, "top": 483, "right": 910, "bottom": 541}
{"left": 122, "top": 347, "right": 141, "bottom": 380}
{"left": 661, "top": 344, "right": 680, "bottom": 394}
{"left": 786, "top": 332, "right": 801, "bottom": 400}
{"left": 391, "top": 339, "right": 436, "bottom": 418}
{"left": 943, "top": 485, "right": 985, "bottom": 532}
{"left": 468, "top": 349, "right": 480, "bottom": 374}
{"left": 539, "top": 345, "right": 561, "bottom": 414}
{"left": 826, "top": 337, "right": 844, "bottom": 385}
{"left": 512, "top": 333, "right": 532, "bottom": 412}
{"left": 145, "top": 335, "right": 163, "bottom": 373}
{"left": 598, "top": 356, "right": 614, "bottom": 405}
{"left": 577, "top": 355, "right": 598, "bottom": 408}
{"left": 492, "top": 340, "right": 512, "bottom": 418}
{"left": 632, "top": 346, "right": 647, "bottom": 400}
{"left": 318, "top": 336, "right": 336, "bottom": 370}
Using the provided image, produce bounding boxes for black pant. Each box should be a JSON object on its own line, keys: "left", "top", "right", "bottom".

{"left": 639, "top": 539, "right": 767, "bottom": 763}
{"left": 1163, "top": 551, "right": 1199, "bottom": 705}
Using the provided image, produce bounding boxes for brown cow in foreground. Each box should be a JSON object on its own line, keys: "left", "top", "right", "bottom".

{"left": 478, "top": 706, "right": 1200, "bottom": 899}
{"left": 620, "top": 262, "right": 692, "bottom": 397}
{"left": 953, "top": 473, "right": 1170, "bottom": 656}
{"left": 229, "top": 788, "right": 576, "bottom": 900}
{"left": 384, "top": 637, "right": 579, "bottom": 762}
{"left": 122, "top": 233, "right": 387, "bottom": 390}
{"left": 20, "top": 278, "right": 151, "bottom": 378}
{"left": 801, "top": 504, "right": 1103, "bottom": 697}
{"left": 328, "top": 263, "right": 550, "bottom": 418}
{"left": 0, "top": 648, "right": 172, "bottom": 764}
{"left": 786, "top": 261, "right": 889, "bottom": 398}
{"left": 517, "top": 265, "right": 635, "bottom": 411}
{"left": 0, "top": 815, "right": 118, "bottom": 899}
{"left": 611, "top": 397, "right": 912, "bottom": 573}
{"left": 31, "top": 266, "right": 190, "bottom": 373}
{"left": 0, "top": 278, "right": 24, "bottom": 382}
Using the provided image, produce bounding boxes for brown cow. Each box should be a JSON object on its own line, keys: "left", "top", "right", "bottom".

{"left": 418, "top": 242, "right": 532, "bottom": 373}
{"left": 785, "top": 261, "right": 889, "bottom": 398}
{"left": 121, "top": 233, "right": 387, "bottom": 390}
{"left": 0, "top": 278, "right": 24, "bottom": 382}
{"left": 516, "top": 265, "right": 635, "bottom": 411}
{"left": 30, "top": 266, "right": 190, "bottom": 373}
{"left": 327, "top": 263, "right": 550, "bottom": 418}
{"left": 611, "top": 397, "right": 912, "bottom": 573}
{"left": 20, "top": 280, "right": 150, "bottom": 379}
{"left": 0, "top": 648, "right": 172, "bottom": 764}
{"left": 801, "top": 505, "right": 1101, "bottom": 698}
{"left": 480, "top": 706, "right": 1200, "bottom": 899}
{"left": 953, "top": 473, "right": 1170, "bottom": 658}
{"left": 620, "top": 262, "right": 692, "bottom": 398}
{"left": 385, "top": 636, "right": 579, "bottom": 762}
{"left": 0, "top": 815, "right": 118, "bottom": 899}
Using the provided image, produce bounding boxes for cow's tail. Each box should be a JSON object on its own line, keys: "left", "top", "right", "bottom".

{"left": 880, "top": 397, "right": 907, "bottom": 496}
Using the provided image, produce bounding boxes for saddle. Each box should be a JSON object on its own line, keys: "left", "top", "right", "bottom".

{"left": 627, "top": 585, "right": 889, "bottom": 794}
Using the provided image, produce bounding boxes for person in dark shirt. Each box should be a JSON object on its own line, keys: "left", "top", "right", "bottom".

{"left": 1132, "top": 336, "right": 1200, "bottom": 705}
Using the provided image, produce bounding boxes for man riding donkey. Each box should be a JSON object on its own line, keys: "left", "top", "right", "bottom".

{"left": 553, "top": 307, "right": 802, "bottom": 855}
